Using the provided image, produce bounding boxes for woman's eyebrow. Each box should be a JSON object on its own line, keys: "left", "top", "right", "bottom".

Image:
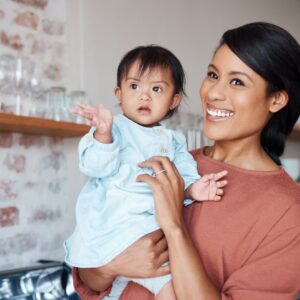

{"left": 208, "top": 63, "right": 218, "bottom": 71}
{"left": 229, "top": 71, "right": 253, "bottom": 83}
{"left": 208, "top": 64, "right": 253, "bottom": 82}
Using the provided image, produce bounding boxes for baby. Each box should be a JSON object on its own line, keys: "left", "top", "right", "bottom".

{"left": 64, "top": 45, "right": 227, "bottom": 299}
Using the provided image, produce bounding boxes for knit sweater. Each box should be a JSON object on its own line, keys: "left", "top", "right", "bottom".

{"left": 73, "top": 148, "right": 300, "bottom": 300}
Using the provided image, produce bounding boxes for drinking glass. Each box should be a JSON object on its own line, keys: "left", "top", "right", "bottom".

{"left": 44, "top": 86, "right": 67, "bottom": 121}
{"left": 68, "top": 90, "right": 89, "bottom": 123}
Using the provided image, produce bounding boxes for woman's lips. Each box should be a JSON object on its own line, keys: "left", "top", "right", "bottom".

{"left": 206, "top": 105, "right": 234, "bottom": 121}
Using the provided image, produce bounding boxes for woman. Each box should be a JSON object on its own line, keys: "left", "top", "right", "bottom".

{"left": 73, "top": 22, "right": 300, "bottom": 299}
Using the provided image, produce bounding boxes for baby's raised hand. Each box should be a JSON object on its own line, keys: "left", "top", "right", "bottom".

{"left": 188, "top": 170, "right": 228, "bottom": 201}
{"left": 70, "top": 102, "right": 113, "bottom": 134}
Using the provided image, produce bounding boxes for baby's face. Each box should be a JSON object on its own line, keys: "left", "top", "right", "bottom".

{"left": 115, "top": 60, "right": 181, "bottom": 127}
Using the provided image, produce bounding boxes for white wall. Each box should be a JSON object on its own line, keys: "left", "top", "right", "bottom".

{"left": 65, "top": 0, "right": 300, "bottom": 159}
{"left": 67, "top": 0, "right": 300, "bottom": 112}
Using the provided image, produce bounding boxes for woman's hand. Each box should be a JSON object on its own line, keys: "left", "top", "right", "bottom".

{"left": 78, "top": 230, "right": 169, "bottom": 292}
{"left": 137, "top": 157, "right": 221, "bottom": 300}
{"left": 109, "top": 229, "right": 169, "bottom": 278}
{"left": 137, "top": 156, "right": 186, "bottom": 233}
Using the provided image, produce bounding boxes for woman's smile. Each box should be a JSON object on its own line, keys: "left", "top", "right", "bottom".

{"left": 206, "top": 104, "right": 234, "bottom": 121}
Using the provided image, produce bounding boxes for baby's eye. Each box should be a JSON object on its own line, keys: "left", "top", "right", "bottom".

{"left": 130, "top": 83, "right": 139, "bottom": 90}
{"left": 153, "top": 86, "right": 162, "bottom": 93}
{"left": 207, "top": 71, "right": 218, "bottom": 79}
{"left": 231, "top": 78, "right": 244, "bottom": 86}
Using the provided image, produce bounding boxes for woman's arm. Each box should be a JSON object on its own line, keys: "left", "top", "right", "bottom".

{"left": 137, "top": 156, "right": 221, "bottom": 300}
{"left": 76, "top": 230, "right": 170, "bottom": 292}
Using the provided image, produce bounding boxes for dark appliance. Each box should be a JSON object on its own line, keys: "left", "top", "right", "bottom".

{"left": 0, "top": 260, "right": 79, "bottom": 299}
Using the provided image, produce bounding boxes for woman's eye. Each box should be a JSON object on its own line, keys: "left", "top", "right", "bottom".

{"left": 130, "top": 83, "right": 138, "bottom": 90}
{"left": 153, "top": 86, "right": 162, "bottom": 93}
{"left": 207, "top": 71, "right": 218, "bottom": 79}
{"left": 231, "top": 78, "right": 244, "bottom": 86}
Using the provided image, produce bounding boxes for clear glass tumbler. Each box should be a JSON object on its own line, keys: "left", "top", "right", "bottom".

{"left": 45, "top": 86, "right": 67, "bottom": 121}
{"left": 68, "top": 90, "right": 89, "bottom": 124}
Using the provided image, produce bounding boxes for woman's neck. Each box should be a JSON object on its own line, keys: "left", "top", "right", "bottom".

{"left": 205, "top": 139, "right": 280, "bottom": 171}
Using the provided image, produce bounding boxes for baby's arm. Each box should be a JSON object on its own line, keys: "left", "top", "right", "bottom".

{"left": 71, "top": 102, "right": 113, "bottom": 143}
{"left": 185, "top": 171, "right": 228, "bottom": 201}
{"left": 72, "top": 102, "right": 121, "bottom": 178}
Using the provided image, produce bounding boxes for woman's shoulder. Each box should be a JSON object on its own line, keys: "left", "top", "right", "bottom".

{"left": 190, "top": 148, "right": 202, "bottom": 160}
{"left": 190, "top": 147, "right": 300, "bottom": 203}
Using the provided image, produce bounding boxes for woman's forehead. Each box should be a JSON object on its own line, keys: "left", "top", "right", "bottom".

{"left": 211, "top": 45, "right": 261, "bottom": 80}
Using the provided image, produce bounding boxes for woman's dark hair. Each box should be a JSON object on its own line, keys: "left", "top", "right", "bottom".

{"left": 219, "top": 22, "right": 300, "bottom": 165}
{"left": 117, "top": 45, "right": 186, "bottom": 119}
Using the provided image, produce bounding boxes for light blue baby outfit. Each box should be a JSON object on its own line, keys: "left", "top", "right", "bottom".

{"left": 64, "top": 114, "right": 200, "bottom": 297}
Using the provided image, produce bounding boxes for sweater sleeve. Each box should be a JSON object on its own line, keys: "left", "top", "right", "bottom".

{"left": 172, "top": 131, "right": 200, "bottom": 189}
{"left": 78, "top": 125, "right": 121, "bottom": 178}
{"left": 221, "top": 203, "right": 300, "bottom": 300}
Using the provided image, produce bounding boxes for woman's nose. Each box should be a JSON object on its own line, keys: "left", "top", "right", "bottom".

{"left": 206, "top": 81, "right": 226, "bottom": 101}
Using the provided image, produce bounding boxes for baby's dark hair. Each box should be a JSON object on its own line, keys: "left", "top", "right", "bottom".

{"left": 117, "top": 45, "right": 186, "bottom": 118}
{"left": 220, "top": 22, "right": 300, "bottom": 165}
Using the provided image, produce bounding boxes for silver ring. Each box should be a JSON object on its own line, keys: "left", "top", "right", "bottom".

{"left": 153, "top": 169, "right": 167, "bottom": 177}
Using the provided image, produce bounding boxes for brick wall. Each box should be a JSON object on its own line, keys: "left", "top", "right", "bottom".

{"left": 0, "top": 0, "right": 80, "bottom": 270}
{"left": 0, "top": 0, "right": 66, "bottom": 114}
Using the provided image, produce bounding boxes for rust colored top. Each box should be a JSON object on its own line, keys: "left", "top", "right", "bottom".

{"left": 73, "top": 148, "right": 300, "bottom": 300}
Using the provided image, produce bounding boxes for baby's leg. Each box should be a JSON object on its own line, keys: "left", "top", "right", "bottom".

{"left": 103, "top": 276, "right": 129, "bottom": 300}
{"left": 155, "top": 280, "right": 176, "bottom": 300}
{"left": 131, "top": 276, "right": 176, "bottom": 300}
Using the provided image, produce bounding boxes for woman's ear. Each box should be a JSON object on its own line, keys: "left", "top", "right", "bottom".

{"left": 114, "top": 86, "right": 122, "bottom": 104}
{"left": 170, "top": 94, "right": 181, "bottom": 110}
{"left": 269, "top": 90, "right": 289, "bottom": 113}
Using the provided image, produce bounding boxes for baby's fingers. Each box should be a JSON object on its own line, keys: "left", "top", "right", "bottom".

{"left": 75, "top": 101, "right": 92, "bottom": 110}
{"left": 69, "top": 107, "right": 79, "bottom": 115}
{"left": 217, "top": 180, "right": 227, "bottom": 188}
{"left": 214, "top": 170, "right": 228, "bottom": 180}
{"left": 71, "top": 108, "right": 94, "bottom": 121}
{"left": 213, "top": 188, "right": 224, "bottom": 201}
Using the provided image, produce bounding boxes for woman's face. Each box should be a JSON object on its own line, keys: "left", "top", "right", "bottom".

{"left": 200, "top": 44, "right": 273, "bottom": 143}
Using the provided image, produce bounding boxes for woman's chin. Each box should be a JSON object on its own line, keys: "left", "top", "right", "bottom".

{"left": 203, "top": 127, "right": 226, "bottom": 141}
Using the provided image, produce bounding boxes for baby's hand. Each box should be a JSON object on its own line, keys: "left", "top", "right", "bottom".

{"left": 70, "top": 102, "right": 113, "bottom": 134}
{"left": 188, "top": 170, "right": 228, "bottom": 201}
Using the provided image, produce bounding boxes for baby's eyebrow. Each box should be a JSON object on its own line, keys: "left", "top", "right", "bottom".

{"left": 126, "top": 77, "right": 170, "bottom": 86}
{"left": 126, "top": 77, "right": 140, "bottom": 81}
{"left": 151, "top": 80, "right": 170, "bottom": 86}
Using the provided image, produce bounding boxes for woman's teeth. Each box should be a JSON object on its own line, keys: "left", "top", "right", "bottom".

{"left": 207, "top": 107, "right": 234, "bottom": 118}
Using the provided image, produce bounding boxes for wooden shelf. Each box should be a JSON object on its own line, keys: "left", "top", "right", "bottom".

{"left": 0, "top": 112, "right": 299, "bottom": 140}
{"left": 0, "top": 112, "right": 89, "bottom": 137}
{"left": 289, "top": 124, "right": 300, "bottom": 141}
